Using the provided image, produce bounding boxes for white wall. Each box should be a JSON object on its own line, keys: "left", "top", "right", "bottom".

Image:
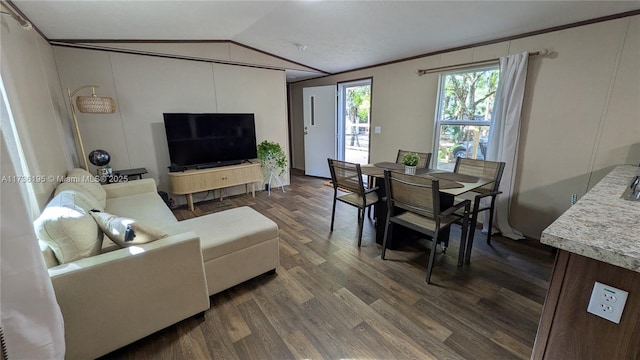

{"left": 53, "top": 46, "right": 289, "bottom": 203}
{"left": 289, "top": 16, "right": 640, "bottom": 239}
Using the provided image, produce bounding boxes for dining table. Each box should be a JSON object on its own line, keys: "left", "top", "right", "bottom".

{"left": 360, "top": 161, "right": 494, "bottom": 257}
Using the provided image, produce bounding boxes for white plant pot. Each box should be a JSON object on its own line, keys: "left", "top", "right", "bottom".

{"left": 404, "top": 165, "right": 416, "bottom": 175}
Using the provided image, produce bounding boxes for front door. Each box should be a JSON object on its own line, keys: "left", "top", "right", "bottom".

{"left": 303, "top": 85, "right": 336, "bottom": 178}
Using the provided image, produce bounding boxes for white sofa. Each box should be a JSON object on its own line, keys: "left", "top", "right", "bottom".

{"left": 37, "top": 169, "right": 279, "bottom": 359}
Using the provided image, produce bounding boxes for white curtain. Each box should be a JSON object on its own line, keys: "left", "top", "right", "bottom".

{"left": 485, "top": 52, "right": 529, "bottom": 240}
{"left": 0, "top": 130, "right": 66, "bottom": 358}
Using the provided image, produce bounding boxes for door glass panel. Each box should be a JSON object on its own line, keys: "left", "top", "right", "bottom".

{"left": 339, "top": 80, "right": 371, "bottom": 164}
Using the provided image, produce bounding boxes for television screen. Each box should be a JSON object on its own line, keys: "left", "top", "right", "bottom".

{"left": 163, "top": 113, "right": 257, "bottom": 167}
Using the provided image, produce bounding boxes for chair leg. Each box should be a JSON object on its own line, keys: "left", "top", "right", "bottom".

{"left": 425, "top": 234, "right": 439, "bottom": 284}
{"left": 486, "top": 196, "right": 497, "bottom": 244}
{"left": 357, "top": 208, "right": 364, "bottom": 247}
{"left": 460, "top": 204, "right": 470, "bottom": 266}
{"left": 366, "top": 177, "right": 377, "bottom": 219}
{"left": 330, "top": 195, "right": 337, "bottom": 232}
{"left": 464, "top": 203, "right": 475, "bottom": 264}
{"left": 468, "top": 199, "right": 480, "bottom": 251}
{"left": 381, "top": 219, "right": 391, "bottom": 260}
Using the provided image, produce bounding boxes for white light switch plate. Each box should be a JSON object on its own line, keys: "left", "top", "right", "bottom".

{"left": 587, "top": 281, "right": 628, "bottom": 324}
{"left": 374, "top": 126, "right": 381, "bottom": 134}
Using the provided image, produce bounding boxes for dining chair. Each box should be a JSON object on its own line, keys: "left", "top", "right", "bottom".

{"left": 327, "top": 159, "right": 379, "bottom": 247}
{"left": 396, "top": 150, "right": 432, "bottom": 169}
{"left": 381, "top": 170, "right": 470, "bottom": 284}
{"left": 453, "top": 158, "right": 506, "bottom": 259}
{"left": 366, "top": 149, "right": 432, "bottom": 210}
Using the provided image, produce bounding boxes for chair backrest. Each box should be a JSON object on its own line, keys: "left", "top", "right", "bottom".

{"left": 384, "top": 170, "right": 440, "bottom": 220}
{"left": 327, "top": 159, "right": 365, "bottom": 196}
{"left": 396, "top": 150, "right": 432, "bottom": 169}
{"left": 454, "top": 158, "right": 505, "bottom": 192}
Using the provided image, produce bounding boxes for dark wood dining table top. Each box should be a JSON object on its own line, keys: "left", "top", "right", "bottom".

{"left": 360, "top": 162, "right": 494, "bottom": 195}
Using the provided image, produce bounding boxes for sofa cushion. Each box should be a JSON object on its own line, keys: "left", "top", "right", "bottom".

{"left": 54, "top": 185, "right": 104, "bottom": 211}
{"left": 105, "top": 192, "right": 178, "bottom": 228}
{"left": 64, "top": 168, "right": 107, "bottom": 208}
{"left": 34, "top": 190, "right": 102, "bottom": 264}
{"left": 170, "top": 206, "right": 278, "bottom": 262}
{"left": 55, "top": 182, "right": 104, "bottom": 211}
{"left": 91, "top": 211, "right": 168, "bottom": 247}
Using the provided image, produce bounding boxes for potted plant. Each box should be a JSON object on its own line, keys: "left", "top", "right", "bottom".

{"left": 257, "top": 140, "right": 287, "bottom": 194}
{"left": 401, "top": 152, "right": 419, "bottom": 174}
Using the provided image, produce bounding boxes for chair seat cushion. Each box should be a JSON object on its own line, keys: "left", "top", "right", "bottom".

{"left": 392, "top": 211, "right": 458, "bottom": 233}
{"left": 337, "top": 191, "right": 378, "bottom": 208}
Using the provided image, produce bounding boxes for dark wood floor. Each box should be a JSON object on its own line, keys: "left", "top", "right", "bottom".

{"left": 103, "top": 170, "right": 555, "bottom": 360}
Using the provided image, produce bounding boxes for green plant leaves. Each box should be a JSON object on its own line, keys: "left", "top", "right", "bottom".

{"left": 257, "top": 140, "right": 287, "bottom": 176}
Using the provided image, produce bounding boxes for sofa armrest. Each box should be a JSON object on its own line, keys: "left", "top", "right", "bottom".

{"left": 102, "top": 178, "right": 157, "bottom": 199}
{"left": 49, "top": 232, "right": 209, "bottom": 359}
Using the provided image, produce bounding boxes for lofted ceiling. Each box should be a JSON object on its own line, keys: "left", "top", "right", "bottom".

{"left": 11, "top": 1, "right": 640, "bottom": 81}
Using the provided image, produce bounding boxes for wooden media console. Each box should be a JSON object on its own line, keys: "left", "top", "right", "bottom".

{"left": 168, "top": 162, "right": 262, "bottom": 211}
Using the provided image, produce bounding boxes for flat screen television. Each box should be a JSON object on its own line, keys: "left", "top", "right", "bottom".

{"left": 163, "top": 113, "right": 257, "bottom": 169}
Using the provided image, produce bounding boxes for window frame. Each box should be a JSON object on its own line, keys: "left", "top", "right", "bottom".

{"left": 432, "top": 64, "right": 499, "bottom": 170}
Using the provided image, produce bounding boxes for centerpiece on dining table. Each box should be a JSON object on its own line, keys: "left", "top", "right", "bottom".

{"left": 401, "top": 152, "right": 420, "bottom": 174}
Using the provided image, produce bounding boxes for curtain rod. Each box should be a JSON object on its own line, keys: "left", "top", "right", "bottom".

{"left": 417, "top": 49, "right": 548, "bottom": 76}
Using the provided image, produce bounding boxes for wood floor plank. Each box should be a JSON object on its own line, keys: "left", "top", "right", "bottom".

{"left": 333, "top": 248, "right": 423, "bottom": 304}
{"left": 278, "top": 236, "right": 300, "bottom": 256}
{"left": 369, "top": 299, "right": 463, "bottom": 360}
{"left": 370, "top": 297, "right": 453, "bottom": 343}
{"left": 491, "top": 330, "right": 532, "bottom": 360}
{"left": 102, "top": 170, "right": 554, "bottom": 359}
{"left": 198, "top": 307, "right": 241, "bottom": 360}
{"left": 176, "top": 320, "right": 212, "bottom": 359}
{"left": 349, "top": 321, "right": 407, "bottom": 359}
{"left": 334, "top": 287, "right": 439, "bottom": 360}
{"left": 274, "top": 265, "right": 315, "bottom": 305}
{"left": 233, "top": 298, "right": 296, "bottom": 360}
{"left": 217, "top": 297, "right": 252, "bottom": 343}
{"left": 280, "top": 229, "right": 327, "bottom": 266}
{"left": 250, "top": 285, "right": 307, "bottom": 339}
{"left": 283, "top": 330, "right": 324, "bottom": 360}
{"left": 287, "top": 266, "right": 363, "bottom": 329}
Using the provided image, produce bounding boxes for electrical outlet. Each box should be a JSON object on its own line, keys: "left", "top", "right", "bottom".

{"left": 587, "top": 282, "right": 628, "bottom": 324}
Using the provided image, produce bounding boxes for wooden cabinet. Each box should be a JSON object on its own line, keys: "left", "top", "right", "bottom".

{"left": 532, "top": 250, "right": 640, "bottom": 359}
{"left": 168, "top": 163, "right": 262, "bottom": 211}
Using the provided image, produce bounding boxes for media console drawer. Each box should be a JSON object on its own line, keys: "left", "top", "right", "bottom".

{"left": 169, "top": 163, "right": 262, "bottom": 211}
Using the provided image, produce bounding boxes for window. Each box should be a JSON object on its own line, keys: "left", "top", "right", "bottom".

{"left": 433, "top": 66, "right": 499, "bottom": 170}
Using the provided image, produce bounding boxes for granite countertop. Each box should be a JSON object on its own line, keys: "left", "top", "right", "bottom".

{"left": 541, "top": 165, "right": 640, "bottom": 272}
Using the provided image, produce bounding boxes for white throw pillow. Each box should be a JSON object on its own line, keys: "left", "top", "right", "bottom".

{"left": 90, "top": 211, "right": 168, "bottom": 247}
{"left": 34, "top": 191, "right": 102, "bottom": 264}
{"left": 64, "top": 168, "right": 107, "bottom": 208}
